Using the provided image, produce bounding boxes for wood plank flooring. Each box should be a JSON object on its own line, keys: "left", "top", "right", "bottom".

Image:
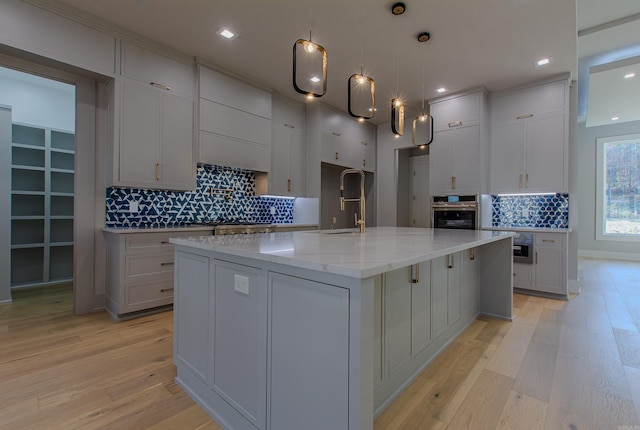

{"left": 1, "top": 258, "right": 639, "bottom": 429}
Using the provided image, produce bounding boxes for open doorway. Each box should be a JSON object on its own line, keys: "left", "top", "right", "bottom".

{"left": 0, "top": 66, "right": 76, "bottom": 302}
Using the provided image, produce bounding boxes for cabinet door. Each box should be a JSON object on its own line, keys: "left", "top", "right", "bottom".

{"left": 461, "top": 248, "right": 479, "bottom": 315}
{"left": 524, "top": 113, "right": 565, "bottom": 192}
{"left": 447, "top": 252, "right": 462, "bottom": 326}
{"left": 452, "top": 124, "right": 479, "bottom": 194}
{"left": 119, "top": 79, "right": 160, "bottom": 186}
{"left": 513, "top": 262, "right": 533, "bottom": 289}
{"left": 321, "top": 130, "right": 343, "bottom": 165}
{"left": 269, "top": 273, "right": 349, "bottom": 430}
{"left": 429, "top": 129, "right": 455, "bottom": 194}
{"left": 411, "top": 262, "right": 432, "bottom": 354}
{"left": 430, "top": 255, "right": 448, "bottom": 338}
{"left": 159, "top": 93, "right": 195, "bottom": 190}
{"left": 174, "top": 251, "right": 211, "bottom": 381}
{"left": 534, "top": 247, "right": 564, "bottom": 294}
{"left": 430, "top": 92, "right": 481, "bottom": 132}
{"left": 490, "top": 122, "right": 524, "bottom": 194}
{"left": 213, "top": 261, "right": 266, "bottom": 428}
{"left": 385, "top": 267, "right": 412, "bottom": 373}
{"left": 271, "top": 123, "right": 305, "bottom": 196}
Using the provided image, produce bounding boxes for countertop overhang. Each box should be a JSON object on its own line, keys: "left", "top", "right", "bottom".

{"left": 170, "top": 227, "right": 515, "bottom": 279}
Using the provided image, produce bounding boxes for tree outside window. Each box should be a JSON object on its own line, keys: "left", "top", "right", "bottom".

{"left": 596, "top": 133, "right": 640, "bottom": 240}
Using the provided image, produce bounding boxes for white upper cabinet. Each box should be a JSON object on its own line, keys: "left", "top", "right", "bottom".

{"left": 429, "top": 90, "right": 487, "bottom": 195}
{"left": 197, "top": 66, "right": 272, "bottom": 172}
{"left": 320, "top": 107, "right": 376, "bottom": 172}
{"left": 270, "top": 95, "right": 306, "bottom": 197}
{"left": 490, "top": 76, "right": 569, "bottom": 194}
{"left": 112, "top": 41, "right": 196, "bottom": 191}
{"left": 0, "top": 0, "right": 116, "bottom": 76}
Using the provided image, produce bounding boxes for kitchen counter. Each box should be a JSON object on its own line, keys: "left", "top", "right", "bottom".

{"left": 170, "top": 227, "right": 514, "bottom": 279}
{"left": 171, "top": 227, "right": 514, "bottom": 430}
{"left": 482, "top": 226, "right": 572, "bottom": 233}
{"left": 101, "top": 225, "right": 215, "bottom": 234}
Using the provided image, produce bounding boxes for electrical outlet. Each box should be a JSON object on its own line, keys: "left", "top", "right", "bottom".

{"left": 129, "top": 201, "right": 139, "bottom": 213}
{"left": 522, "top": 208, "right": 529, "bottom": 217}
{"left": 234, "top": 275, "right": 250, "bottom": 295}
{"left": 332, "top": 216, "right": 337, "bottom": 224}
{"left": 270, "top": 206, "right": 276, "bottom": 215}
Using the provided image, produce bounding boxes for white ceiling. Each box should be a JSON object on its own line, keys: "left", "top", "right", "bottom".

{"left": 49, "top": 0, "right": 576, "bottom": 124}
{"left": 44, "top": 0, "right": 640, "bottom": 127}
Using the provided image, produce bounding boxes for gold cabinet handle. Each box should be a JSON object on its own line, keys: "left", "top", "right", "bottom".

{"left": 160, "top": 240, "right": 170, "bottom": 244}
{"left": 150, "top": 82, "right": 171, "bottom": 91}
{"left": 160, "top": 262, "right": 174, "bottom": 266}
{"left": 335, "top": 151, "right": 339, "bottom": 160}
{"left": 448, "top": 120, "right": 462, "bottom": 128}
{"left": 332, "top": 131, "right": 341, "bottom": 136}
{"left": 448, "top": 254, "right": 454, "bottom": 269}
{"left": 361, "top": 140, "right": 368, "bottom": 146}
{"left": 519, "top": 174, "right": 523, "bottom": 188}
{"left": 284, "top": 123, "right": 295, "bottom": 129}
{"left": 542, "top": 239, "right": 555, "bottom": 243}
{"left": 452, "top": 176, "right": 456, "bottom": 189}
{"left": 516, "top": 114, "right": 533, "bottom": 120}
{"left": 470, "top": 247, "right": 476, "bottom": 261}
{"left": 535, "top": 252, "right": 538, "bottom": 264}
{"left": 156, "top": 163, "right": 161, "bottom": 181}
{"left": 411, "top": 264, "right": 420, "bottom": 283}
{"left": 160, "top": 287, "right": 174, "bottom": 292}
{"left": 526, "top": 173, "right": 529, "bottom": 188}
{"left": 363, "top": 159, "right": 366, "bottom": 167}
{"left": 287, "top": 179, "right": 291, "bottom": 192}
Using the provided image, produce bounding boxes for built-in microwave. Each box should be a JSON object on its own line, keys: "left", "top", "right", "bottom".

{"left": 431, "top": 195, "right": 479, "bottom": 230}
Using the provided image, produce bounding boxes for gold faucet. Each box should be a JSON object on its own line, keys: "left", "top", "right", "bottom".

{"left": 339, "top": 168, "right": 366, "bottom": 233}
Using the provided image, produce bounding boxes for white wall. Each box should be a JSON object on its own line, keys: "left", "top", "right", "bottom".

{"left": 577, "top": 119, "right": 640, "bottom": 260}
{"left": 0, "top": 66, "right": 75, "bottom": 130}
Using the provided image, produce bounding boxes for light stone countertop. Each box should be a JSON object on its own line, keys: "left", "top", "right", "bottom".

{"left": 170, "top": 226, "right": 515, "bottom": 279}
{"left": 482, "top": 227, "right": 572, "bottom": 234}
{"left": 101, "top": 225, "right": 216, "bottom": 234}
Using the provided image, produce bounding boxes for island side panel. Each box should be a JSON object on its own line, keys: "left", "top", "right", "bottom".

{"left": 479, "top": 237, "right": 513, "bottom": 320}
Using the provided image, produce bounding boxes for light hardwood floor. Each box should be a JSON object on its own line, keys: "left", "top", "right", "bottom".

{"left": 1, "top": 258, "right": 639, "bottom": 429}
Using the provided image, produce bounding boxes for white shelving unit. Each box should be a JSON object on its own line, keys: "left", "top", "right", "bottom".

{"left": 10, "top": 123, "right": 74, "bottom": 287}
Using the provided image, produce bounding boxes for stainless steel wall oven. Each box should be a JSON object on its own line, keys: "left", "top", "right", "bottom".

{"left": 431, "top": 195, "right": 479, "bottom": 230}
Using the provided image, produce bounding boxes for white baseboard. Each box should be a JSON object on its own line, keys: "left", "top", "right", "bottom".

{"left": 578, "top": 249, "right": 640, "bottom": 262}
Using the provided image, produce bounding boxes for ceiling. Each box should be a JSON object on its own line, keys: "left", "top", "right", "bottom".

{"left": 45, "top": 0, "right": 640, "bottom": 127}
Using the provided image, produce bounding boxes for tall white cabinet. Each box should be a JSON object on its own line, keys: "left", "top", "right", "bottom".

{"left": 490, "top": 76, "right": 570, "bottom": 194}
{"left": 270, "top": 96, "right": 306, "bottom": 197}
{"left": 428, "top": 89, "right": 488, "bottom": 195}
{"left": 109, "top": 41, "right": 196, "bottom": 191}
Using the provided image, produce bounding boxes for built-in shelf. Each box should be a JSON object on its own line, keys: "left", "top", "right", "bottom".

{"left": 9, "top": 123, "right": 75, "bottom": 288}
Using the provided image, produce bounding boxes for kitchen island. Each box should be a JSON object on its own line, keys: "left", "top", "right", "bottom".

{"left": 170, "top": 227, "right": 514, "bottom": 430}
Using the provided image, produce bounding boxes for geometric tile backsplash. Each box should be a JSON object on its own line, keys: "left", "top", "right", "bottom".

{"left": 491, "top": 193, "right": 569, "bottom": 229}
{"left": 106, "top": 163, "right": 294, "bottom": 228}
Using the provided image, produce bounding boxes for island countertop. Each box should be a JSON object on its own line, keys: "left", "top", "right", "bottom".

{"left": 170, "top": 226, "right": 514, "bottom": 279}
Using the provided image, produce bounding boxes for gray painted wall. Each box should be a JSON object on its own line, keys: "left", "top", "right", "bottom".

{"left": 577, "top": 119, "right": 640, "bottom": 259}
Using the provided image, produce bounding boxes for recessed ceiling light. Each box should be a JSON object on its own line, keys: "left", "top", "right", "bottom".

{"left": 536, "top": 57, "right": 551, "bottom": 67}
{"left": 624, "top": 73, "right": 635, "bottom": 79}
{"left": 310, "top": 76, "right": 321, "bottom": 83}
{"left": 611, "top": 116, "right": 620, "bottom": 121}
{"left": 436, "top": 87, "right": 447, "bottom": 93}
{"left": 218, "top": 28, "right": 236, "bottom": 39}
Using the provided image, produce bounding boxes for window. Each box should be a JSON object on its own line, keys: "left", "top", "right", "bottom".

{"left": 596, "top": 133, "right": 640, "bottom": 241}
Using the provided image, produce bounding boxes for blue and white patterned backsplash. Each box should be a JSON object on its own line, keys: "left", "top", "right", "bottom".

{"left": 106, "top": 164, "right": 294, "bottom": 228}
{"left": 491, "top": 193, "right": 569, "bottom": 228}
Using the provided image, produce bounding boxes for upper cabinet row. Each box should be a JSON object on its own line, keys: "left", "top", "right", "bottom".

{"left": 427, "top": 75, "right": 570, "bottom": 196}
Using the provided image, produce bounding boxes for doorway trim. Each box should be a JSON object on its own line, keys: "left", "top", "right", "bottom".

{"left": 0, "top": 51, "right": 107, "bottom": 313}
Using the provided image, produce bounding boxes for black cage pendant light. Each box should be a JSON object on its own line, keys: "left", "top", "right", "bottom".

{"left": 348, "top": 15, "right": 375, "bottom": 120}
{"left": 413, "top": 63, "right": 433, "bottom": 146}
{"left": 293, "top": 5, "right": 327, "bottom": 99}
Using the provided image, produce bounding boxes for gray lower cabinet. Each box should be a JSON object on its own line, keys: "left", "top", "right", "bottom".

{"left": 269, "top": 272, "right": 349, "bottom": 430}
{"left": 104, "top": 229, "right": 212, "bottom": 318}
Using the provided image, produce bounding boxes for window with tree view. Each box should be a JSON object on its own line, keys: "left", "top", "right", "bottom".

{"left": 596, "top": 133, "right": 640, "bottom": 240}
